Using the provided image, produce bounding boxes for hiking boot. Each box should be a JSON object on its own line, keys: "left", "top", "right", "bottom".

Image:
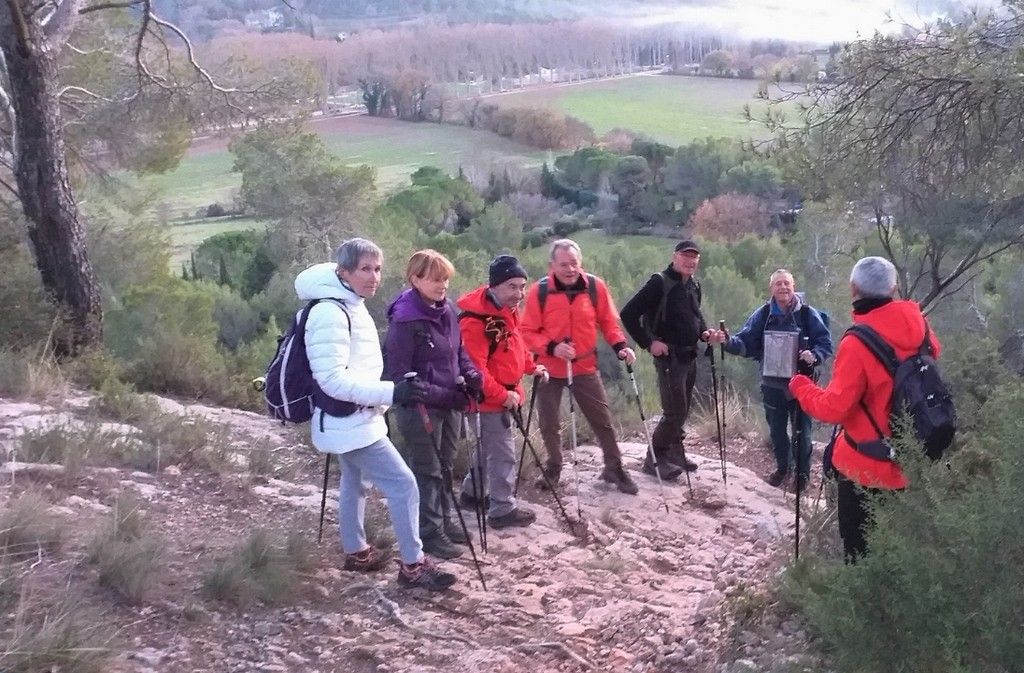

{"left": 667, "top": 446, "right": 699, "bottom": 472}
{"left": 444, "top": 519, "right": 472, "bottom": 545}
{"left": 398, "top": 556, "right": 457, "bottom": 592}
{"left": 599, "top": 467, "right": 640, "bottom": 495}
{"left": 767, "top": 469, "right": 788, "bottom": 487}
{"left": 343, "top": 545, "right": 388, "bottom": 572}
{"left": 488, "top": 507, "right": 537, "bottom": 529}
{"left": 421, "top": 533, "right": 463, "bottom": 560}
{"left": 534, "top": 468, "right": 561, "bottom": 491}
{"left": 642, "top": 455, "right": 683, "bottom": 481}
{"left": 458, "top": 490, "right": 490, "bottom": 511}
{"left": 793, "top": 474, "right": 810, "bottom": 494}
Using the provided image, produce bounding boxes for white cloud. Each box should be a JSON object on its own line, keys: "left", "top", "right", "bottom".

{"left": 626, "top": 0, "right": 1002, "bottom": 43}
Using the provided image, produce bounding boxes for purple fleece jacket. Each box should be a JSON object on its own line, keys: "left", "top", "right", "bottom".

{"left": 383, "top": 288, "right": 481, "bottom": 410}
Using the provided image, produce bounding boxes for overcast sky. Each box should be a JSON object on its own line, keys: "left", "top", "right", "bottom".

{"left": 628, "top": 0, "right": 1002, "bottom": 43}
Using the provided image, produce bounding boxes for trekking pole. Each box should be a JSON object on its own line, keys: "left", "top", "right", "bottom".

{"left": 317, "top": 454, "right": 332, "bottom": 544}
{"left": 718, "top": 320, "right": 729, "bottom": 473}
{"left": 513, "top": 374, "right": 541, "bottom": 497}
{"left": 511, "top": 408, "right": 581, "bottom": 536}
{"left": 405, "top": 373, "right": 487, "bottom": 590}
{"left": 625, "top": 363, "right": 673, "bottom": 510}
{"left": 706, "top": 344, "right": 728, "bottom": 486}
{"left": 792, "top": 403, "right": 804, "bottom": 560}
{"left": 465, "top": 380, "right": 488, "bottom": 554}
{"left": 565, "top": 354, "right": 584, "bottom": 520}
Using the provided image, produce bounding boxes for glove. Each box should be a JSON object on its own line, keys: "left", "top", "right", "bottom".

{"left": 392, "top": 378, "right": 426, "bottom": 406}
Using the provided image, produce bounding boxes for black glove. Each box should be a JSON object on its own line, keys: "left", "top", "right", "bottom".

{"left": 392, "top": 378, "right": 426, "bottom": 406}
{"left": 456, "top": 378, "right": 485, "bottom": 404}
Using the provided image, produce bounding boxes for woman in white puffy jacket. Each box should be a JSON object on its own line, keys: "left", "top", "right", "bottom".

{"left": 297, "top": 238, "right": 456, "bottom": 591}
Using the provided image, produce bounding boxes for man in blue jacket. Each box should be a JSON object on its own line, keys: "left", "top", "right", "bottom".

{"left": 720, "top": 269, "right": 834, "bottom": 491}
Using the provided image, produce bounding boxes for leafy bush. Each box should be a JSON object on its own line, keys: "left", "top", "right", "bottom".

{"left": 788, "top": 382, "right": 1024, "bottom": 673}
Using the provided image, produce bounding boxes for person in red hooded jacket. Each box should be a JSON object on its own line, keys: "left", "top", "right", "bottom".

{"left": 456, "top": 255, "right": 548, "bottom": 528}
{"left": 788, "top": 256, "right": 942, "bottom": 562}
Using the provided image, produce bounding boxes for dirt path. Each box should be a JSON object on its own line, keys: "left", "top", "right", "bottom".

{"left": 1, "top": 392, "right": 822, "bottom": 673}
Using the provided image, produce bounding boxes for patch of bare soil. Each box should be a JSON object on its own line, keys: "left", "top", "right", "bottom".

{"left": 1, "top": 393, "right": 830, "bottom": 673}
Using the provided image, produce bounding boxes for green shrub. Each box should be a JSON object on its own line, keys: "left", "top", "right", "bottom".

{"left": 788, "top": 382, "right": 1024, "bottom": 673}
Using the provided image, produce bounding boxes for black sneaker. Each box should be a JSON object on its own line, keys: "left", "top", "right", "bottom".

{"left": 767, "top": 470, "right": 789, "bottom": 487}
{"left": 488, "top": 507, "right": 537, "bottom": 529}
{"left": 681, "top": 457, "right": 699, "bottom": 472}
{"left": 421, "top": 534, "right": 463, "bottom": 559}
{"left": 398, "top": 557, "right": 456, "bottom": 591}
{"left": 599, "top": 467, "right": 639, "bottom": 495}
{"left": 444, "top": 519, "right": 472, "bottom": 545}
{"left": 343, "top": 545, "right": 389, "bottom": 572}
{"left": 642, "top": 457, "right": 683, "bottom": 481}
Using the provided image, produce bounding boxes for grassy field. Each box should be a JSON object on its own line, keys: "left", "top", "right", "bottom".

{"left": 494, "top": 74, "right": 770, "bottom": 145}
{"left": 142, "top": 75, "right": 766, "bottom": 262}
{"left": 139, "top": 116, "right": 551, "bottom": 222}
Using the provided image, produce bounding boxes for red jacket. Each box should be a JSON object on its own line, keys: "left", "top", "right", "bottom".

{"left": 521, "top": 272, "right": 628, "bottom": 379}
{"left": 789, "top": 300, "right": 942, "bottom": 490}
{"left": 456, "top": 286, "right": 537, "bottom": 412}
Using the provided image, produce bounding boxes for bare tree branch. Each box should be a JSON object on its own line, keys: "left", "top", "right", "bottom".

{"left": 58, "top": 84, "right": 109, "bottom": 100}
{"left": 78, "top": 0, "right": 142, "bottom": 13}
{"left": 41, "top": 0, "right": 85, "bottom": 45}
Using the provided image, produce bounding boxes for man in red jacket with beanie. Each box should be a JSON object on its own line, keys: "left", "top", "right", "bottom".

{"left": 456, "top": 255, "right": 548, "bottom": 528}
{"left": 789, "top": 256, "right": 942, "bottom": 561}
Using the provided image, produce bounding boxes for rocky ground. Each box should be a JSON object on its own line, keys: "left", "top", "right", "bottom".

{"left": 0, "top": 391, "right": 834, "bottom": 673}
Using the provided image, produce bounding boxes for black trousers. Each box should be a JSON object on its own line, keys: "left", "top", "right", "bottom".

{"left": 836, "top": 472, "right": 885, "bottom": 563}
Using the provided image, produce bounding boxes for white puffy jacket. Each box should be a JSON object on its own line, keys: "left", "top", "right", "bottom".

{"left": 295, "top": 263, "right": 395, "bottom": 454}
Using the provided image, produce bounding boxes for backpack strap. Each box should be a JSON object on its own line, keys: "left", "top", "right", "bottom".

{"left": 845, "top": 324, "right": 898, "bottom": 442}
{"left": 458, "top": 310, "right": 504, "bottom": 360}
{"left": 651, "top": 272, "right": 680, "bottom": 330}
{"left": 537, "top": 274, "right": 598, "bottom": 312}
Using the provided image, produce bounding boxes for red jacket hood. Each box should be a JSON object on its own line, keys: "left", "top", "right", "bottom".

{"left": 852, "top": 300, "right": 931, "bottom": 356}
{"left": 456, "top": 286, "right": 505, "bottom": 317}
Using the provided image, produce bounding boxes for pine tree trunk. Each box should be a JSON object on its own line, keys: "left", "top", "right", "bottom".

{"left": 1, "top": 2, "right": 103, "bottom": 356}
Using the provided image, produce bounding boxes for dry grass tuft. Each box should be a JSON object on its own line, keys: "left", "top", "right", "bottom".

{"left": 0, "top": 492, "right": 64, "bottom": 560}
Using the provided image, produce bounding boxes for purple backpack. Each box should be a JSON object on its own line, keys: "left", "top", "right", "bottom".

{"left": 263, "top": 298, "right": 359, "bottom": 424}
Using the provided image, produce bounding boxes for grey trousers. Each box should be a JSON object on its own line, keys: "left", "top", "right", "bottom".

{"left": 461, "top": 410, "right": 518, "bottom": 518}
{"left": 394, "top": 406, "right": 460, "bottom": 541}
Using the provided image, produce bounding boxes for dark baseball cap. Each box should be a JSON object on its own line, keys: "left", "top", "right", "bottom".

{"left": 675, "top": 240, "right": 700, "bottom": 254}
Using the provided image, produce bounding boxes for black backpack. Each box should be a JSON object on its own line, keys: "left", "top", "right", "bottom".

{"left": 263, "top": 298, "right": 359, "bottom": 424}
{"left": 846, "top": 324, "right": 956, "bottom": 461}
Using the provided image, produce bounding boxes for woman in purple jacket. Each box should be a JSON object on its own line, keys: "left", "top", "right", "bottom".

{"left": 385, "top": 249, "right": 481, "bottom": 560}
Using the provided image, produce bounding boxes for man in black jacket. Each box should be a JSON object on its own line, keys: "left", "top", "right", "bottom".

{"left": 621, "top": 240, "right": 714, "bottom": 480}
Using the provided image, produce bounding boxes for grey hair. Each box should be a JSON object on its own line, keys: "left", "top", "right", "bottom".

{"left": 335, "top": 238, "right": 383, "bottom": 271}
{"left": 850, "top": 256, "right": 898, "bottom": 299}
{"left": 549, "top": 238, "right": 582, "bottom": 262}
{"left": 769, "top": 268, "right": 794, "bottom": 285}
